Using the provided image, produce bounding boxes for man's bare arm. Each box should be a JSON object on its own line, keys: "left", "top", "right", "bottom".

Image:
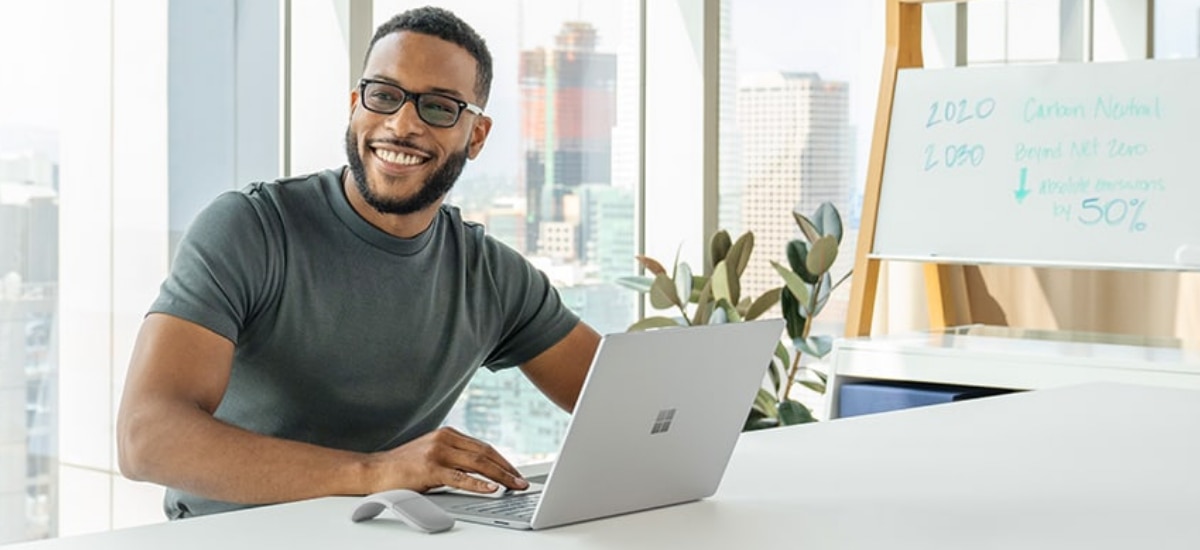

{"left": 519, "top": 321, "right": 602, "bottom": 413}
{"left": 117, "top": 313, "right": 526, "bottom": 504}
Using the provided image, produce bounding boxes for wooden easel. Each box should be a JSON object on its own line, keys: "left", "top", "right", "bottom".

{"left": 846, "top": 0, "right": 972, "bottom": 337}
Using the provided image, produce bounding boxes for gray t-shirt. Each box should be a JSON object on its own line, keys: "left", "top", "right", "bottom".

{"left": 149, "top": 168, "right": 579, "bottom": 518}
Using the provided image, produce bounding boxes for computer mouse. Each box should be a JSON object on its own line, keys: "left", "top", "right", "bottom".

{"left": 350, "top": 489, "right": 455, "bottom": 533}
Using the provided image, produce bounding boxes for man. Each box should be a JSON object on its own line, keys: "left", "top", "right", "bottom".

{"left": 116, "top": 6, "right": 601, "bottom": 519}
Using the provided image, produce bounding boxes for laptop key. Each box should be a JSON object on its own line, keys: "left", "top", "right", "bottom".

{"left": 455, "top": 493, "right": 541, "bottom": 517}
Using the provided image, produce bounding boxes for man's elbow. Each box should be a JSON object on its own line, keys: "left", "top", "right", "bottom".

{"left": 116, "top": 408, "right": 155, "bottom": 482}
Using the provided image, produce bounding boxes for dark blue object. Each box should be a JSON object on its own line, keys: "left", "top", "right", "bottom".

{"left": 837, "top": 380, "right": 1013, "bottom": 418}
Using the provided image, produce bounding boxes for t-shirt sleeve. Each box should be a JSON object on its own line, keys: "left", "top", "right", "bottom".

{"left": 148, "top": 190, "right": 273, "bottom": 344}
{"left": 482, "top": 238, "right": 581, "bottom": 371}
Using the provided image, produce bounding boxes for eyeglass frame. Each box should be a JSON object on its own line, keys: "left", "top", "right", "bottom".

{"left": 357, "top": 78, "right": 484, "bottom": 128}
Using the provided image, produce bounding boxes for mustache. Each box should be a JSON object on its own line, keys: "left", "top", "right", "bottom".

{"left": 366, "top": 138, "right": 434, "bottom": 157}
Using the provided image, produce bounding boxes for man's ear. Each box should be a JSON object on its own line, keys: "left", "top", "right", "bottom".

{"left": 348, "top": 88, "right": 360, "bottom": 118}
{"left": 467, "top": 115, "right": 493, "bottom": 160}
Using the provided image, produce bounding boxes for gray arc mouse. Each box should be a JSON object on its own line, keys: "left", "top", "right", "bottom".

{"left": 350, "top": 489, "right": 455, "bottom": 533}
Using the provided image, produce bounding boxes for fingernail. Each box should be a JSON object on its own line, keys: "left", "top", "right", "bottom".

{"left": 485, "top": 483, "right": 498, "bottom": 491}
{"left": 516, "top": 478, "right": 529, "bottom": 489}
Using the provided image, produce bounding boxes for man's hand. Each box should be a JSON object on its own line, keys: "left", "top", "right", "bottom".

{"left": 367, "top": 427, "right": 529, "bottom": 494}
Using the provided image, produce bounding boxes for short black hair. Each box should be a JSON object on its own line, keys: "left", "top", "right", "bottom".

{"left": 366, "top": 6, "right": 493, "bottom": 107}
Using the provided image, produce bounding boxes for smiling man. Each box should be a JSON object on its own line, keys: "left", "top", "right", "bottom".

{"left": 116, "top": 7, "right": 601, "bottom": 519}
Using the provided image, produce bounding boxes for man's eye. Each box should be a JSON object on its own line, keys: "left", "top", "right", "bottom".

{"left": 371, "top": 91, "right": 400, "bottom": 103}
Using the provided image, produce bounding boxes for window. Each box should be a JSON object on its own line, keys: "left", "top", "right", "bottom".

{"left": 1155, "top": 0, "right": 1200, "bottom": 59}
{"left": 372, "top": 0, "right": 640, "bottom": 463}
{"left": 0, "top": 2, "right": 65, "bottom": 543}
{"left": 719, "top": 1, "right": 882, "bottom": 388}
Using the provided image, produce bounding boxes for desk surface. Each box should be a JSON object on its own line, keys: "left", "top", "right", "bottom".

{"left": 11, "top": 383, "right": 1200, "bottom": 549}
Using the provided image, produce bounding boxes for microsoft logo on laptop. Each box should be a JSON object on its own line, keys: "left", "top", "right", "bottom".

{"left": 650, "top": 408, "right": 676, "bottom": 435}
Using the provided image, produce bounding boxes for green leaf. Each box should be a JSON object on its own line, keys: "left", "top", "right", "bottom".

{"left": 714, "top": 298, "right": 742, "bottom": 324}
{"left": 649, "top": 273, "right": 681, "bottom": 309}
{"left": 806, "top": 235, "right": 838, "bottom": 276}
{"left": 627, "top": 316, "right": 683, "bottom": 332}
{"left": 727, "top": 259, "right": 742, "bottom": 307}
{"left": 744, "top": 406, "right": 767, "bottom": 429}
{"left": 780, "top": 288, "right": 808, "bottom": 340}
{"left": 793, "top": 211, "right": 821, "bottom": 244}
{"left": 800, "top": 380, "right": 827, "bottom": 395}
{"left": 635, "top": 255, "right": 668, "bottom": 276}
{"left": 817, "top": 272, "right": 833, "bottom": 305}
{"left": 726, "top": 232, "right": 755, "bottom": 279}
{"left": 708, "top": 305, "right": 728, "bottom": 324}
{"left": 797, "top": 335, "right": 834, "bottom": 358}
{"left": 690, "top": 279, "right": 714, "bottom": 325}
{"left": 752, "top": 388, "right": 779, "bottom": 418}
{"left": 773, "top": 341, "right": 790, "bottom": 374}
{"left": 771, "top": 260, "right": 810, "bottom": 304}
{"left": 745, "top": 287, "right": 782, "bottom": 320}
{"left": 813, "top": 202, "right": 844, "bottom": 245}
{"left": 743, "top": 414, "right": 778, "bottom": 432}
{"left": 778, "top": 400, "right": 816, "bottom": 425}
{"left": 786, "top": 240, "right": 818, "bottom": 284}
{"left": 711, "top": 260, "right": 732, "bottom": 304}
{"left": 687, "top": 275, "right": 709, "bottom": 302}
{"left": 767, "top": 356, "right": 782, "bottom": 396}
{"left": 675, "top": 262, "right": 693, "bottom": 310}
{"left": 806, "top": 333, "right": 835, "bottom": 357}
{"left": 710, "top": 230, "right": 732, "bottom": 267}
{"left": 616, "top": 275, "right": 654, "bottom": 293}
{"left": 671, "top": 244, "right": 682, "bottom": 281}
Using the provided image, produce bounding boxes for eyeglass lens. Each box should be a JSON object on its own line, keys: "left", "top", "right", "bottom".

{"left": 362, "top": 81, "right": 461, "bottom": 127}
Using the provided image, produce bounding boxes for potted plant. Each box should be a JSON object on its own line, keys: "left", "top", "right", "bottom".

{"left": 618, "top": 202, "right": 852, "bottom": 430}
{"left": 749, "top": 202, "right": 853, "bottom": 429}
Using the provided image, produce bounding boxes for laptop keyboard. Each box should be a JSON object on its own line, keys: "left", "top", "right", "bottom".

{"left": 454, "top": 492, "right": 542, "bottom": 519}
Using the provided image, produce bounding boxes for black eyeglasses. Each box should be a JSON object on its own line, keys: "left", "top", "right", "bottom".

{"left": 358, "top": 78, "right": 483, "bottom": 128}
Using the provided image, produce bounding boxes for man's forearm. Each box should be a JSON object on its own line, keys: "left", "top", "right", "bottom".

{"left": 119, "top": 400, "right": 375, "bottom": 505}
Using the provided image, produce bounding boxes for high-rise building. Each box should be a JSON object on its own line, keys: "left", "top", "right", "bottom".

{"left": 577, "top": 184, "right": 635, "bottom": 283}
{"left": 480, "top": 197, "right": 527, "bottom": 254}
{"left": 0, "top": 150, "right": 59, "bottom": 543}
{"left": 0, "top": 150, "right": 56, "bottom": 189}
{"left": 520, "top": 21, "right": 617, "bottom": 256}
{"left": 736, "top": 72, "right": 851, "bottom": 299}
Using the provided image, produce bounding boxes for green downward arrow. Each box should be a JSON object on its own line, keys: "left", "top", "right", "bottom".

{"left": 1014, "top": 167, "right": 1031, "bottom": 204}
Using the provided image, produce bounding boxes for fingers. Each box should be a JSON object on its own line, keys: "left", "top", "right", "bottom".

{"left": 430, "top": 428, "right": 529, "bottom": 491}
{"left": 440, "top": 448, "right": 528, "bottom": 492}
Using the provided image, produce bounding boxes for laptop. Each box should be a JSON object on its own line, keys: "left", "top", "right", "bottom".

{"left": 426, "top": 318, "right": 787, "bottom": 530}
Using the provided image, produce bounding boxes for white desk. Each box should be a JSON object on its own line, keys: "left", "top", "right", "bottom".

{"left": 827, "top": 325, "right": 1200, "bottom": 418}
{"left": 10, "top": 383, "right": 1200, "bottom": 549}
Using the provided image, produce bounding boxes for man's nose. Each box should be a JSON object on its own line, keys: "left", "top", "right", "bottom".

{"left": 384, "top": 97, "right": 427, "bottom": 137}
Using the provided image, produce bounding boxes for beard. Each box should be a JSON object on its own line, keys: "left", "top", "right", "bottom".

{"left": 344, "top": 126, "right": 469, "bottom": 215}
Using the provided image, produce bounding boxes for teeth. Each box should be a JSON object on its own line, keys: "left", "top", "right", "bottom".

{"left": 375, "top": 149, "right": 425, "bottom": 165}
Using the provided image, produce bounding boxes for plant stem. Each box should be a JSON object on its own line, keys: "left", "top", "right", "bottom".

{"left": 782, "top": 276, "right": 822, "bottom": 401}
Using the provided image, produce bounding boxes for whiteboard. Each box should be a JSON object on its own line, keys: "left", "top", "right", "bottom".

{"left": 873, "top": 59, "right": 1200, "bottom": 271}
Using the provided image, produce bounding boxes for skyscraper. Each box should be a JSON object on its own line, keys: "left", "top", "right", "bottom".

{"left": 520, "top": 21, "right": 617, "bottom": 257}
{"left": 736, "top": 72, "right": 851, "bottom": 299}
{"left": 0, "top": 149, "right": 59, "bottom": 543}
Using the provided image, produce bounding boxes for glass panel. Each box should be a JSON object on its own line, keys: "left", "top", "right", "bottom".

{"left": 721, "top": 0, "right": 883, "bottom": 414}
{"left": 1154, "top": 0, "right": 1200, "bottom": 59}
{"left": 371, "top": 1, "right": 640, "bottom": 463}
{"left": 0, "top": 1, "right": 63, "bottom": 543}
{"left": 721, "top": 0, "right": 882, "bottom": 333}
{"left": 968, "top": 0, "right": 1065, "bottom": 65}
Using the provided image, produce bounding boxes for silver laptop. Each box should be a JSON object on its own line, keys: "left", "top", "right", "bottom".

{"left": 426, "top": 318, "right": 786, "bottom": 530}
